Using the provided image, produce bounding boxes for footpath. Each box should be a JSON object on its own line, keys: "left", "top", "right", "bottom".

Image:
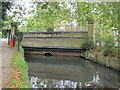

{"left": 0, "top": 39, "right": 13, "bottom": 88}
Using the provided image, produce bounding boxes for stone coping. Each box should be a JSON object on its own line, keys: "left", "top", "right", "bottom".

{"left": 23, "top": 31, "right": 88, "bottom": 34}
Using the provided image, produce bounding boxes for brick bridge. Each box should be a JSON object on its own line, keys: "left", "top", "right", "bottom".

{"left": 13, "top": 19, "right": 94, "bottom": 56}
{"left": 21, "top": 31, "right": 90, "bottom": 56}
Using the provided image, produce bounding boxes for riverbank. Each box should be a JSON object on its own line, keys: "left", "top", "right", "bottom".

{"left": 81, "top": 50, "right": 119, "bottom": 71}
{"left": 3, "top": 46, "right": 30, "bottom": 88}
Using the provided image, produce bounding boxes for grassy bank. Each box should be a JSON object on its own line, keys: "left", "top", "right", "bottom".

{"left": 4, "top": 46, "right": 31, "bottom": 88}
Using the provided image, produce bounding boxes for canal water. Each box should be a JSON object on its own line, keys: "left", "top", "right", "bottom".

{"left": 25, "top": 54, "right": 119, "bottom": 88}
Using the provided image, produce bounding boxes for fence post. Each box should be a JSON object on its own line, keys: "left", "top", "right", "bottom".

{"left": 8, "top": 31, "right": 10, "bottom": 45}
{"left": 18, "top": 37, "right": 20, "bottom": 51}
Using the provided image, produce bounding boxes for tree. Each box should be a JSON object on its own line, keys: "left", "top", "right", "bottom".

{"left": 19, "top": 2, "right": 72, "bottom": 31}
{"left": 5, "top": 1, "right": 118, "bottom": 32}
{"left": 0, "top": 1, "right": 12, "bottom": 31}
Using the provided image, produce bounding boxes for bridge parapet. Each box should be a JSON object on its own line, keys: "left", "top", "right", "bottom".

{"left": 22, "top": 31, "right": 88, "bottom": 38}
{"left": 22, "top": 31, "right": 88, "bottom": 48}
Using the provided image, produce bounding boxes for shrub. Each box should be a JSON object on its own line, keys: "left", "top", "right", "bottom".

{"left": 81, "top": 37, "right": 94, "bottom": 50}
{"left": 2, "top": 30, "right": 8, "bottom": 38}
{"left": 102, "top": 35, "right": 118, "bottom": 57}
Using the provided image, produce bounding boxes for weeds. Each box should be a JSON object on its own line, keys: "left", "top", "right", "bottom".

{"left": 102, "top": 35, "right": 118, "bottom": 57}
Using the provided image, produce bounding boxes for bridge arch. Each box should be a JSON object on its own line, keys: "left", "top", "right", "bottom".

{"left": 43, "top": 52, "right": 52, "bottom": 56}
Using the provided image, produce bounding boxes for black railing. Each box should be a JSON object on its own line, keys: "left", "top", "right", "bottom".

{"left": 14, "top": 35, "right": 20, "bottom": 51}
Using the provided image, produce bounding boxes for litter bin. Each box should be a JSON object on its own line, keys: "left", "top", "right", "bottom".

{"left": 10, "top": 37, "right": 15, "bottom": 48}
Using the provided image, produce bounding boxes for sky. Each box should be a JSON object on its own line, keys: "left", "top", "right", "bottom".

{"left": 6, "top": 0, "right": 35, "bottom": 24}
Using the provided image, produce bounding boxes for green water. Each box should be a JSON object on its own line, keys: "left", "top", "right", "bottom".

{"left": 25, "top": 55, "right": 119, "bottom": 88}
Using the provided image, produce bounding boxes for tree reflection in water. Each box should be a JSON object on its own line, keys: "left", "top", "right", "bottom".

{"left": 26, "top": 55, "right": 118, "bottom": 88}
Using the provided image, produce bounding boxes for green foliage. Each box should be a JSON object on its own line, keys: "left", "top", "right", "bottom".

{"left": 19, "top": 2, "right": 72, "bottom": 32}
{"left": 13, "top": 47, "right": 28, "bottom": 80}
{"left": 1, "top": 2, "right": 12, "bottom": 30}
{"left": 3, "top": 2, "right": 119, "bottom": 32}
{"left": 0, "top": 32, "right": 2, "bottom": 38}
{"left": 94, "top": 29, "right": 101, "bottom": 43}
{"left": 2, "top": 30, "right": 8, "bottom": 38}
{"left": 2, "top": 13, "right": 20, "bottom": 30}
{"left": 1, "top": 2, "right": 12, "bottom": 20}
{"left": 81, "top": 37, "right": 94, "bottom": 50}
{"left": 102, "top": 35, "right": 117, "bottom": 57}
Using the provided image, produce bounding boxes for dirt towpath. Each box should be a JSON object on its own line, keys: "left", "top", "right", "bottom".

{"left": 0, "top": 39, "right": 13, "bottom": 88}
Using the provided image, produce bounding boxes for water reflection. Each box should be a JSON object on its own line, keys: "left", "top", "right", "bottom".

{"left": 85, "top": 72, "right": 103, "bottom": 88}
{"left": 25, "top": 55, "right": 118, "bottom": 88}
{"left": 29, "top": 76, "right": 82, "bottom": 88}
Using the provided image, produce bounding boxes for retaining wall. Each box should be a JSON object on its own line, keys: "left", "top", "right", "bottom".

{"left": 81, "top": 51, "right": 119, "bottom": 71}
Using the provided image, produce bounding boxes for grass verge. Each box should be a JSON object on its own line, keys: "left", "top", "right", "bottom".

{"left": 4, "top": 46, "right": 31, "bottom": 88}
